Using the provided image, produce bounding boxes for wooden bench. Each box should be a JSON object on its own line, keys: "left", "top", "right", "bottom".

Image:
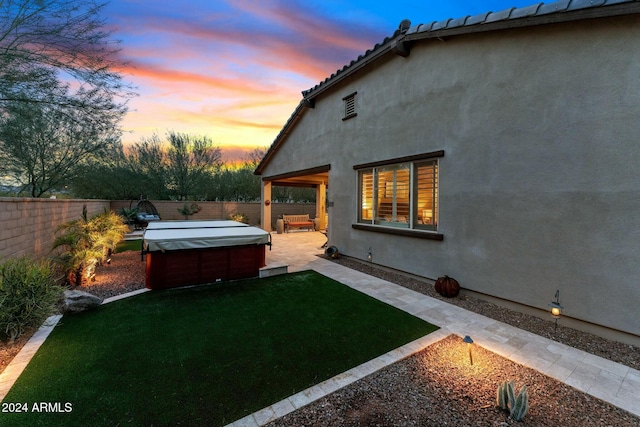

{"left": 282, "top": 214, "right": 315, "bottom": 232}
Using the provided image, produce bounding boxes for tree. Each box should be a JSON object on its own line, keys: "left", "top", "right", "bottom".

{"left": 0, "top": 0, "right": 133, "bottom": 195}
{"left": 165, "top": 131, "right": 222, "bottom": 200}
{"left": 0, "top": 0, "right": 133, "bottom": 117}
{"left": 0, "top": 93, "right": 121, "bottom": 197}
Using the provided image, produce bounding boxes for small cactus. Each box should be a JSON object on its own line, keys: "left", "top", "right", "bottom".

{"left": 496, "top": 381, "right": 510, "bottom": 410}
{"left": 510, "top": 385, "right": 529, "bottom": 421}
{"left": 496, "top": 381, "right": 529, "bottom": 421}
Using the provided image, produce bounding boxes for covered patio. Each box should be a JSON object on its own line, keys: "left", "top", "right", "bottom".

{"left": 259, "top": 166, "right": 329, "bottom": 232}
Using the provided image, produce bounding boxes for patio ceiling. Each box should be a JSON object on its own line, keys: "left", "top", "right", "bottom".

{"left": 263, "top": 165, "right": 329, "bottom": 188}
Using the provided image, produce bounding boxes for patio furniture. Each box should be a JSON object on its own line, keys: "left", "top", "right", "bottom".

{"left": 282, "top": 214, "right": 315, "bottom": 232}
{"left": 132, "top": 199, "right": 161, "bottom": 230}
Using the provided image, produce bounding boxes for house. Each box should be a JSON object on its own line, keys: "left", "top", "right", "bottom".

{"left": 255, "top": 0, "right": 640, "bottom": 346}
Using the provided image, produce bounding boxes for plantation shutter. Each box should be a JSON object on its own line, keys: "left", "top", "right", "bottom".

{"left": 359, "top": 170, "right": 374, "bottom": 222}
{"left": 414, "top": 161, "right": 438, "bottom": 230}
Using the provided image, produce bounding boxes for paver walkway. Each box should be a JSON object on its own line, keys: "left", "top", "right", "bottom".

{"left": 1, "top": 231, "right": 638, "bottom": 425}
{"left": 229, "top": 231, "right": 640, "bottom": 426}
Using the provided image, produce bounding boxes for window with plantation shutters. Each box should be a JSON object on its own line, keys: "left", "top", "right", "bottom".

{"left": 356, "top": 153, "right": 440, "bottom": 233}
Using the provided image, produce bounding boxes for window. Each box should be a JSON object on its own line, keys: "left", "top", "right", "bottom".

{"left": 342, "top": 92, "right": 357, "bottom": 120}
{"left": 357, "top": 153, "right": 440, "bottom": 233}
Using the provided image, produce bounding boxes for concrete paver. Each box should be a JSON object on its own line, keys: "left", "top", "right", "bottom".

{"left": 1, "top": 230, "right": 637, "bottom": 424}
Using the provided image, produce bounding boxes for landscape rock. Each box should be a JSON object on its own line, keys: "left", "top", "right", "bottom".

{"left": 62, "top": 289, "right": 103, "bottom": 313}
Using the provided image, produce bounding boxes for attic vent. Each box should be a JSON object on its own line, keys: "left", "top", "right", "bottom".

{"left": 342, "top": 91, "right": 357, "bottom": 121}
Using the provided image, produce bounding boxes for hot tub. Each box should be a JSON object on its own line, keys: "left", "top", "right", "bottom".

{"left": 143, "top": 221, "right": 270, "bottom": 290}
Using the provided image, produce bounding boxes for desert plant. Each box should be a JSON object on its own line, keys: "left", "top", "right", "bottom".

{"left": 496, "top": 380, "right": 529, "bottom": 421}
{"left": 178, "top": 202, "right": 202, "bottom": 219}
{"left": 89, "top": 210, "right": 130, "bottom": 264}
{"left": 510, "top": 385, "right": 529, "bottom": 421}
{"left": 52, "top": 206, "right": 128, "bottom": 286}
{"left": 0, "top": 256, "right": 64, "bottom": 343}
{"left": 118, "top": 207, "right": 139, "bottom": 225}
{"left": 496, "top": 380, "right": 511, "bottom": 411}
{"left": 229, "top": 213, "right": 249, "bottom": 224}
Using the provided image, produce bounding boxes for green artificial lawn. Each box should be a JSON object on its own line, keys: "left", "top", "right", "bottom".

{"left": 2, "top": 271, "right": 438, "bottom": 426}
{"left": 115, "top": 239, "right": 142, "bottom": 253}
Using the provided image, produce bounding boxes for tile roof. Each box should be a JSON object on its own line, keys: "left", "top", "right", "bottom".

{"left": 301, "top": 0, "right": 640, "bottom": 100}
{"left": 256, "top": 0, "right": 640, "bottom": 175}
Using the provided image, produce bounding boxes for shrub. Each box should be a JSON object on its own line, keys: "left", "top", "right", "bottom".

{"left": 0, "top": 256, "right": 63, "bottom": 343}
{"left": 52, "top": 207, "right": 129, "bottom": 286}
{"left": 178, "top": 203, "right": 201, "bottom": 219}
{"left": 230, "top": 213, "right": 249, "bottom": 224}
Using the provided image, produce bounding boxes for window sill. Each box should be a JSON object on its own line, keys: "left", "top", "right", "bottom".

{"left": 342, "top": 113, "right": 357, "bottom": 121}
{"left": 352, "top": 223, "right": 444, "bottom": 241}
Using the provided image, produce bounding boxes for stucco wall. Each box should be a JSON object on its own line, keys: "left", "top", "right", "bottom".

{"left": 259, "top": 15, "right": 640, "bottom": 339}
{"left": 0, "top": 198, "right": 110, "bottom": 259}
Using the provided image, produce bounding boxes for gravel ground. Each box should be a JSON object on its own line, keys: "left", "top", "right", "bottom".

{"left": 266, "top": 335, "right": 640, "bottom": 427}
{"left": 2, "top": 251, "right": 639, "bottom": 426}
{"left": 328, "top": 256, "right": 640, "bottom": 372}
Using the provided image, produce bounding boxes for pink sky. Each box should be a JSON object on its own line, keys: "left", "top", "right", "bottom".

{"left": 106, "top": 0, "right": 536, "bottom": 162}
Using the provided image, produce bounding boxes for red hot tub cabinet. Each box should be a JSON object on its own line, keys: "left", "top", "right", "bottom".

{"left": 143, "top": 221, "right": 271, "bottom": 289}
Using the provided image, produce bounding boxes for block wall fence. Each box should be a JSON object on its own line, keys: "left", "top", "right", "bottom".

{"left": 0, "top": 198, "right": 316, "bottom": 260}
{"left": 0, "top": 198, "right": 111, "bottom": 260}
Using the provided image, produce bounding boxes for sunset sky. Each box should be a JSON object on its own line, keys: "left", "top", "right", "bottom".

{"left": 105, "top": 0, "right": 536, "bottom": 162}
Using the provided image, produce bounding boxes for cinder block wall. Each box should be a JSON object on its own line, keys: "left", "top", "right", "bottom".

{"left": 0, "top": 198, "right": 110, "bottom": 259}
{"left": 0, "top": 198, "right": 318, "bottom": 261}
{"left": 109, "top": 200, "right": 316, "bottom": 227}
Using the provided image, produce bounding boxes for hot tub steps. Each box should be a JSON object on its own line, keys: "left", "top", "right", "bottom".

{"left": 259, "top": 263, "right": 288, "bottom": 278}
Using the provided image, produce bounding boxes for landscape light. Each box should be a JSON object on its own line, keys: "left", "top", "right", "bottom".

{"left": 463, "top": 335, "right": 474, "bottom": 365}
{"left": 548, "top": 290, "right": 564, "bottom": 333}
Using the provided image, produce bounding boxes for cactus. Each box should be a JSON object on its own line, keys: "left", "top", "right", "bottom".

{"left": 496, "top": 381, "right": 529, "bottom": 421}
{"left": 496, "top": 381, "right": 510, "bottom": 410}
{"left": 509, "top": 385, "right": 529, "bottom": 421}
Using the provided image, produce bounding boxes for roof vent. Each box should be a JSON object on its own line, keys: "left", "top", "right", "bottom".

{"left": 399, "top": 19, "right": 411, "bottom": 33}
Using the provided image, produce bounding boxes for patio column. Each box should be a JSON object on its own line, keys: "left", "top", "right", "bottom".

{"left": 261, "top": 180, "right": 272, "bottom": 231}
{"left": 316, "top": 181, "right": 327, "bottom": 230}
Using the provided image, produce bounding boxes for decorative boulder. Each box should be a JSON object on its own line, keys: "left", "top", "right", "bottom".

{"left": 62, "top": 290, "right": 103, "bottom": 313}
{"left": 434, "top": 275, "right": 460, "bottom": 298}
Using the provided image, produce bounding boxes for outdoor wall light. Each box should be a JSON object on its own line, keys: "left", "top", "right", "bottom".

{"left": 548, "top": 290, "right": 564, "bottom": 332}
{"left": 463, "top": 335, "right": 474, "bottom": 365}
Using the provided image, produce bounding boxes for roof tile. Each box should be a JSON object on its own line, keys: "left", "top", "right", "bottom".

{"left": 537, "top": 0, "right": 572, "bottom": 15}
{"left": 568, "top": 0, "right": 607, "bottom": 11}
{"left": 466, "top": 11, "right": 492, "bottom": 25}
{"left": 510, "top": 3, "right": 544, "bottom": 18}
{"left": 432, "top": 18, "right": 453, "bottom": 30}
{"left": 447, "top": 15, "right": 470, "bottom": 29}
{"left": 485, "top": 7, "right": 516, "bottom": 23}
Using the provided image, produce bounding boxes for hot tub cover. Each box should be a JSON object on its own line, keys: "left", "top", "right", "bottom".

{"left": 144, "top": 224, "right": 269, "bottom": 252}
{"left": 146, "top": 220, "right": 248, "bottom": 230}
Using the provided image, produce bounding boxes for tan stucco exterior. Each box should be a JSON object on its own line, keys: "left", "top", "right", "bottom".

{"left": 258, "top": 13, "right": 640, "bottom": 343}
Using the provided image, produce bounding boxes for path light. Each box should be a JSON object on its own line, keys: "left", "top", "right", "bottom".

{"left": 367, "top": 246, "right": 373, "bottom": 262}
{"left": 463, "top": 335, "right": 474, "bottom": 365}
{"left": 548, "top": 290, "right": 564, "bottom": 333}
